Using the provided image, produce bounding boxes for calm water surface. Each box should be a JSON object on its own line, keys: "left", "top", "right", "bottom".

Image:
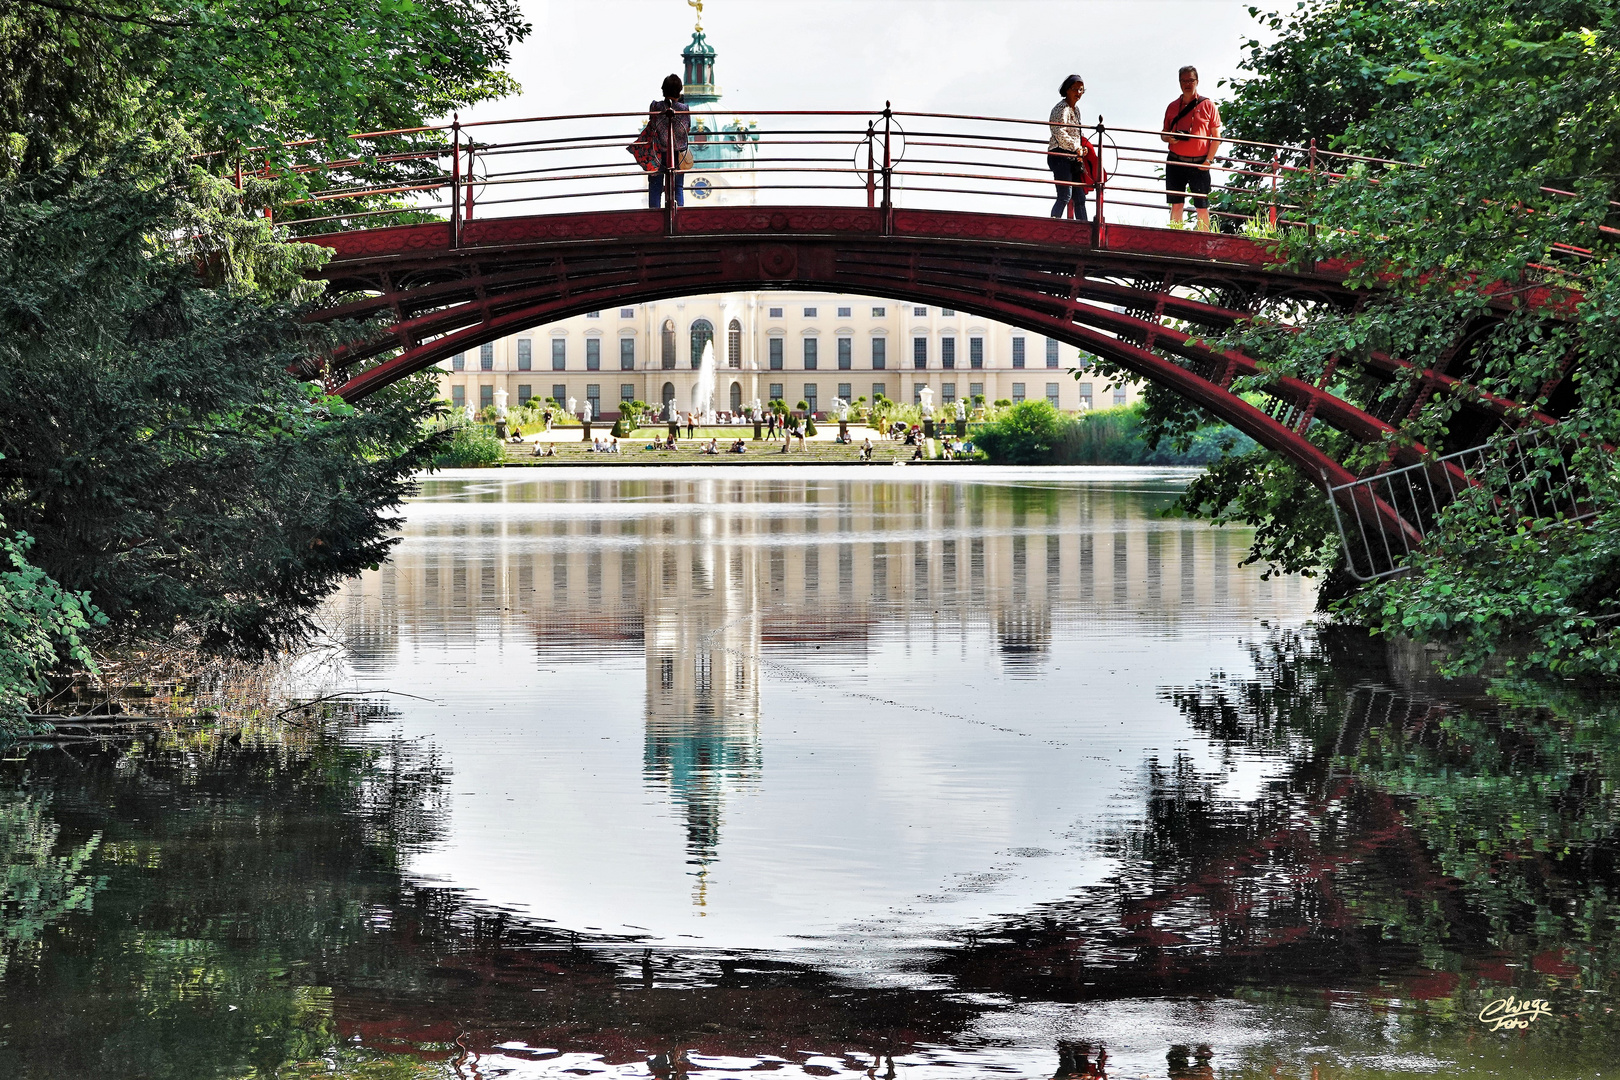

{"left": 2, "top": 467, "right": 1615, "bottom": 1079}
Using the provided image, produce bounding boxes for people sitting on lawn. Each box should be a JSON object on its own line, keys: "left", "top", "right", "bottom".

{"left": 702, "top": 438, "right": 719, "bottom": 455}
{"left": 859, "top": 437, "right": 874, "bottom": 461}
{"left": 729, "top": 439, "right": 747, "bottom": 453}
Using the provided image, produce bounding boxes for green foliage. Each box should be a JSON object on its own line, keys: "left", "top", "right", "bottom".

{"left": 0, "top": 790, "right": 104, "bottom": 979}
{"left": 1161, "top": 0, "right": 1620, "bottom": 671}
{"left": 971, "top": 400, "right": 1070, "bottom": 464}
{"left": 1, "top": 0, "right": 529, "bottom": 173}
{"left": 1336, "top": 464, "right": 1620, "bottom": 677}
{"left": 0, "top": 516, "right": 104, "bottom": 735}
{"left": 430, "top": 422, "right": 504, "bottom": 468}
{"left": 1068, "top": 404, "right": 1257, "bottom": 465}
{"left": 0, "top": 151, "right": 441, "bottom": 657}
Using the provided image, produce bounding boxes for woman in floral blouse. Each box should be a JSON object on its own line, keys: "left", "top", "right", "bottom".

{"left": 1047, "top": 74, "right": 1088, "bottom": 221}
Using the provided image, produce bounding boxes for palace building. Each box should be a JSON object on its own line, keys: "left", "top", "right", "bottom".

{"left": 432, "top": 20, "right": 1143, "bottom": 421}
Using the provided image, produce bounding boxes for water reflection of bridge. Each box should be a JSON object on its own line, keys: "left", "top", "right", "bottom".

{"left": 342, "top": 475, "right": 1309, "bottom": 900}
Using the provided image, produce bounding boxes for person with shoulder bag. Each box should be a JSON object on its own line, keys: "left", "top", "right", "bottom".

{"left": 1161, "top": 65, "right": 1223, "bottom": 230}
{"left": 631, "top": 73, "right": 693, "bottom": 209}
{"left": 1047, "top": 74, "right": 1092, "bottom": 221}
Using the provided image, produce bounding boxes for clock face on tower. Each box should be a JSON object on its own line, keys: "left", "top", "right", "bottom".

{"left": 690, "top": 176, "right": 713, "bottom": 200}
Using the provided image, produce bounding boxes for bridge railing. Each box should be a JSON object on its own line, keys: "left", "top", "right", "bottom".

{"left": 1327, "top": 426, "right": 1598, "bottom": 580}
{"left": 204, "top": 106, "right": 1413, "bottom": 239}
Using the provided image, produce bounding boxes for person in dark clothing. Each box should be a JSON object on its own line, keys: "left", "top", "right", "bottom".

{"left": 647, "top": 74, "right": 691, "bottom": 209}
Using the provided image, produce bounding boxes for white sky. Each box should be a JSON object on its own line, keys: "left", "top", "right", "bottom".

{"left": 469, "top": 0, "right": 1267, "bottom": 138}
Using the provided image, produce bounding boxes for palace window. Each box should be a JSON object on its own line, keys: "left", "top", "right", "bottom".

{"left": 803, "top": 306, "right": 817, "bottom": 318}
{"left": 871, "top": 306, "right": 886, "bottom": 317}
{"left": 1078, "top": 382, "right": 1093, "bottom": 408}
{"left": 518, "top": 384, "right": 533, "bottom": 404}
{"left": 969, "top": 336, "right": 984, "bottom": 369}
{"left": 1011, "top": 382, "right": 1026, "bottom": 403}
{"left": 941, "top": 337, "right": 956, "bottom": 370}
{"left": 479, "top": 384, "right": 494, "bottom": 408}
{"left": 1011, "top": 337, "right": 1026, "bottom": 369}
{"left": 941, "top": 308, "right": 956, "bottom": 316}
{"left": 1046, "top": 338, "right": 1060, "bottom": 368}
{"left": 1046, "top": 382, "right": 1061, "bottom": 406}
{"left": 769, "top": 382, "right": 784, "bottom": 401}
{"left": 728, "top": 319, "right": 742, "bottom": 368}
{"left": 620, "top": 383, "right": 636, "bottom": 403}
{"left": 586, "top": 384, "right": 601, "bottom": 416}
{"left": 661, "top": 319, "right": 676, "bottom": 369}
{"left": 552, "top": 339, "right": 566, "bottom": 371}
{"left": 913, "top": 336, "right": 927, "bottom": 369}
{"left": 913, "top": 306, "right": 927, "bottom": 316}
{"left": 585, "top": 338, "right": 600, "bottom": 371}
{"left": 620, "top": 337, "right": 636, "bottom": 370}
{"left": 690, "top": 318, "right": 714, "bottom": 369}
{"left": 768, "top": 306, "right": 784, "bottom": 318}
{"left": 450, "top": 385, "right": 465, "bottom": 407}
{"left": 452, "top": 353, "right": 465, "bottom": 371}
{"left": 837, "top": 306, "right": 852, "bottom": 317}
{"left": 837, "top": 382, "right": 852, "bottom": 401}
{"left": 769, "top": 337, "right": 784, "bottom": 370}
{"left": 480, "top": 343, "right": 494, "bottom": 371}
{"left": 837, "top": 337, "right": 852, "bottom": 370}
{"left": 804, "top": 383, "right": 818, "bottom": 412}
{"left": 871, "top": 337, "right": 886, "bottom": 369}
{"left": 942, "top": 382, "right": 955, "bottom": 403}
{"left": 803, "top": 338, "right": 817, "bottom": 370}
{"left": 516, "top": 339, "right": 532, "bottom": 371}
{"left": 619, "top": 307, "right": 635, "bottom": 318}
{"left": 1113, "top": 386, "right": 1127, "bottom": 406}
{"left": 872, "top": 381, "right": 886, "bottom": 400}
{"left": 586, "top": 311, "right": 600, "bottom": 319}
{"left": 552, "top": 383, "right": 567, "bottom": 404}
{"left": 970, "top": 381, "right": 984, "bottom": 400}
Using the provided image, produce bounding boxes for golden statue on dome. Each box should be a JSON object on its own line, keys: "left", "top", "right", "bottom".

{"left": 687, "top": 0, "right": 703, "bottom": 31}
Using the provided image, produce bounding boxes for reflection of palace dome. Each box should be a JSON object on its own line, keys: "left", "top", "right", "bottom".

{"left": 680, "top": 25, "right": 758, "bottom": 202}
{"left": 996, "top": 607, "right": 1052, "bottom": 673}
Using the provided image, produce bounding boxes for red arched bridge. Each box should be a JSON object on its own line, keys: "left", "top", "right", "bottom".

{"left": 218, "top": 106, "right": 1594, "bottom": 577}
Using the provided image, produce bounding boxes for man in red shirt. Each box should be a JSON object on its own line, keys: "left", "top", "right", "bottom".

{"left": 1160, "top": 66, "right": 1222, "bottom": 231}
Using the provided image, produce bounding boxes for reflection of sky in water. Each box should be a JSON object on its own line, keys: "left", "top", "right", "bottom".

{"left": 333, "top": 467, "right": 1317, "bottom": 950}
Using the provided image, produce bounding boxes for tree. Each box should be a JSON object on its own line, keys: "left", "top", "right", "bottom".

{"left": 971, "top": 400, "right": 1070, "bottom": 464}
{"left": 0, "top": 150, "right": 441, "bottom": 656}
{"left": 1145, "top": 0, "right": 1620, "bottom": 674}
{"left": 0, "top": 514, "right": 102, "bottom": 733}
{"left": 1, "top": 0, "right": 528, "bottom": 169}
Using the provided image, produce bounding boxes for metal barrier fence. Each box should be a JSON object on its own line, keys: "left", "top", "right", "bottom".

{"left": 1327, "top": 426, "right": 1597, "bottom": 581}
{"left": 199, "top": 105, "right": 1406, "bottom": 237}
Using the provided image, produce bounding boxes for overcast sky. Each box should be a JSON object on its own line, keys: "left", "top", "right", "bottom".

{"left": 468, "top": 1, "right": 1269, "bottom": 136}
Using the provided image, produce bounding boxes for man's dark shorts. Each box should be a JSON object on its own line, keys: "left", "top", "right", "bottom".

{"left": 1165, "top": 155, "right": 1212, "bottom": 208}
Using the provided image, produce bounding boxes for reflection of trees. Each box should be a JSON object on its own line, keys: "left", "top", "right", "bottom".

{"left": 0, "top": 790, "right": 102, "bottom": 982}
{"left": 0, "top": 719, "right": 449, "bottom": 1079}
{"left": 934, "top": 630, "right": 1620, "bottom": 1066}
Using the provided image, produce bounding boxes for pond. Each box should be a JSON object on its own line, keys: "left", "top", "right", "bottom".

{"left": 2, "top": 467, "right": 1614, "bottom": 1078}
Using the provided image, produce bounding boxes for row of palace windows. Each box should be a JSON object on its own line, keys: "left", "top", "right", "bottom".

{"left": 450, "top": 379, "right": 1121, "bottom": 414}
{"left": 450, "top": 320, "right": 1079, "bottom": 374}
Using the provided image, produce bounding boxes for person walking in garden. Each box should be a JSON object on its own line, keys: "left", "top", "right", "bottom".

{"left": 1047, "top": 74, "right": 1090, "bottom": 221}
{"left": 1161, "top": 65, "right": 1221, "bottom": 231}
{"left": 645, "top": 74, "right": 691, "bottom": 209}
